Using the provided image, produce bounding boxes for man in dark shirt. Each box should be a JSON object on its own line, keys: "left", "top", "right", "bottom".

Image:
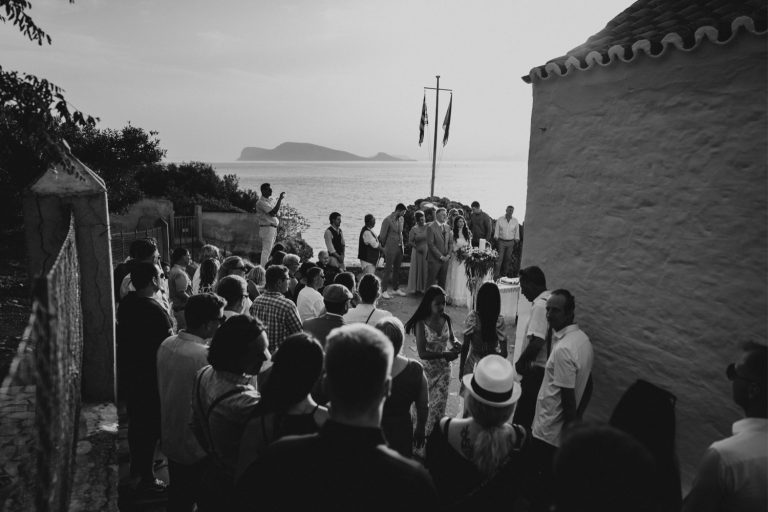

{"left": 467, "top": 200, "right": 493, "bottom": 247}
{"left": 117, "top": 262, "right": 174, "bottom": 495}
{"left": 302, "top": 284, "right": 352, "bottom": 347}
{"left": 236, "top": 324, "right": 437, "bottom": 511}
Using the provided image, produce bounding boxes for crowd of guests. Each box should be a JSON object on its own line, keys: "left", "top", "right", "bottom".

{"left": 114, "top": 227, "right": 766, "bottom": 511}
{"left": 348, "top": 201, "right": 521, "bottom": 306}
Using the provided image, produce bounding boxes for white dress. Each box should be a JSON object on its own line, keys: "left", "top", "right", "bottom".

{"left": 445, "top": 233, "right": 470, "bottom": 308}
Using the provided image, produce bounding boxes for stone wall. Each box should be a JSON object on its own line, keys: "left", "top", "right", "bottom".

{"left": 109, "top": 197, "right": 174, "bottom": 232}
{"left": 201, "top": 211, "right": 262, "bottom": 256}
{"left": 523, "top": 32, "right": 767, "bottom": 486}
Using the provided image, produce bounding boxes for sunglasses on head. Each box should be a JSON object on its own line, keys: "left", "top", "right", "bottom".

{"left": 726, "top": 363, "right": 757, "bottom": 383}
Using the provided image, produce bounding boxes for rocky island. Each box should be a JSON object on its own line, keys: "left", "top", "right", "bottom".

{"left": 237, "top": 142, "right": 412, "bottom": 161}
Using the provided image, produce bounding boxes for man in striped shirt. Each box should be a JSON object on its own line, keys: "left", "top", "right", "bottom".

{"left": 249, "top": 265, "right": 302, "bottom": 352}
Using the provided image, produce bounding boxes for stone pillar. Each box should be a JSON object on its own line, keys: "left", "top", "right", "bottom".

{"left": 23, "top": 144, "right": 116, "bottom": 403}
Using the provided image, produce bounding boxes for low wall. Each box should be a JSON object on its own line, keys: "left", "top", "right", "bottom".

{"left": 200, "top": 211, "right": 261, "bottom": 256}
{"left": 109, "top": 198, "right": 173, "bottom": 232}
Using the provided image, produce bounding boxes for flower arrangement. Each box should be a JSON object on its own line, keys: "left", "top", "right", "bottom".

{"left": 462, "top": 248, "right": 498, "bottom": 282}
{"left": 462, "top": 248, "right": 498, "bottom": 308}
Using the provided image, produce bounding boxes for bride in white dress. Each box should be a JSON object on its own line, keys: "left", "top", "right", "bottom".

{"left": 445, "top": 216, "right": 471, "bottom": 308}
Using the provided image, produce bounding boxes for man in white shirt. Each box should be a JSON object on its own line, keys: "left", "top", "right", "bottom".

{"left": 513, "top": 265, "right": 551, "bottom": 430}
{"left": 297, "top": 266, "right": 326, "bottom": 322}
{"left": 256, "top": 183, "right": 285, "bottom": 266}
{"left": 493, "top": 205, "right": 520, "bottom": 279}
{"left": 529, "top": 289, "right": 593, "bottom": 511}
{"left": 683, "top": 343, "right": 767, "bottom": 512}
{"left": 343, "top": 274, "right": 392, "bottom": 325}
{"left": 157, "top": 293, "right": 226, "bottom": 511}
{"left": 358, "top": 214, "right": 382, "bottom": 276}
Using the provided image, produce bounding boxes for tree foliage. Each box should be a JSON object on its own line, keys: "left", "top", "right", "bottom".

{"left": 0, "top": 0, "right": 98, "bottom": 229}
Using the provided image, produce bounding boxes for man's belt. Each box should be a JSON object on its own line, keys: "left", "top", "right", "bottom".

{"left": 498, "top": 238, "right": 517, "bottom": 242}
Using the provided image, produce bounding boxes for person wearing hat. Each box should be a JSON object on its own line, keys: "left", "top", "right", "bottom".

{"left": 425, "top": 355, "right": 527, "bottom": 508}
{"left": 302, "top": 284, "right": 353, "bottom": 348}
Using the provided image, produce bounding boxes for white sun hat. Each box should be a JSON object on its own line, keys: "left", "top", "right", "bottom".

{"left": 462, "top": 354, "right": 521, "bottom": 407}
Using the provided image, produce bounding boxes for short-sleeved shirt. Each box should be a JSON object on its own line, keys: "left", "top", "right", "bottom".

{"left": 517, "top": 290, "right": 551, "bottom": 368}
{"left": 296, "top": 286, "right": 325, "bottom": 322}
{"left": 157, "top": 331, "right": 209, "bottom": 464}
{"left": 256, "top": 196, "right": 279, "bottom": 227}
{"left": 532, "top": 324, "right": 593, "bottom": 447}
{"left": 250, "top": 291, "right": 302, "bottom": 352}
{"left": 683, "top": 417, "right": 768, "bottom": 512}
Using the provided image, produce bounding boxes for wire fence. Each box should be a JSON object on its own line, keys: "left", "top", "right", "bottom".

{"left": 172, "top": 215, "right": 198, "bottom": 247}
{"left": 0, "top": 213, "right": 84, "bottom": 512}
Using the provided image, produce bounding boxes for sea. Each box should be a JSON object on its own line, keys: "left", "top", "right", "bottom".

{"left": 211, "top": 160, "right": 528, "bottom": 263}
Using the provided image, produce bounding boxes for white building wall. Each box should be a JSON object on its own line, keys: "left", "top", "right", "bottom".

{"left": 523, "top": 32, "right": 767, "bottom": 485}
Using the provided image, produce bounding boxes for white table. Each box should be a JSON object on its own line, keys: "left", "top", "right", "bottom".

{"left": 498, "top": 280, "right": 520, "bottom": 320}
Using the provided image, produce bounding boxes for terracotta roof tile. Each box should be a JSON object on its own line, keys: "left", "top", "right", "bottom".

{"left": 523, "top": 0, "right": 767, "bottom": 83}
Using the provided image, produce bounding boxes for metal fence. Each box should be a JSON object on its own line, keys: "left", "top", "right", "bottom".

{"left": 172, "top": 215, "right": 198, "bottom": 247}
{"left": 110, "top": 220, "right": 169, "bottom": 267}
{"left": 0, "top": 214, "right": 84, "bottom": 512}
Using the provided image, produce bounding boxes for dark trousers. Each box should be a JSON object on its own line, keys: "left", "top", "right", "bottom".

{"left": 427, "top": 258, "right": 449, "bottom": 289}
{"left": 382, "top": 247, "right": 403, "bottom": 291}
{"left": 126, "top": 386, "right": 161, "bottom": 481}
{"left": 523, "top": 437, "right": 558, "bottom": 512}
{"left": 168, "top": 459, "right": 204, "bottom": 512}
{"left": 512, "top": 365, "right": 545, "bottom": 432}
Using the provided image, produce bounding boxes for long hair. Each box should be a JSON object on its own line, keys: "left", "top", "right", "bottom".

{"left": 466, "top": 394, "right": 517, "bottom": 476}
{"left": 475, "top": 282, "right": 501, "bottom": 346}
{"left": 199, "top": 258, "right": 219, "bottom": 290}
{"left": 452, "top": 216, "right": 470, "bottom": 242}
{"left": 405, "top": 285, "right": 446, "bottom": 334}
{"left": 256, "top": 333, "right": 324, "bottom": 415}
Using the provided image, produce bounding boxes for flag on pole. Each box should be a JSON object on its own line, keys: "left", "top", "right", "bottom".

{"left": 442, "top": 93, "right": 452, "bottom": 146}
{"left": 419, "top": 94, "right": 428, "bottom": 146}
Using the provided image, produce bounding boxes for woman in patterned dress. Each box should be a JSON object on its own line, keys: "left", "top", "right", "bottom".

{"left": 405, "top": 286, "right": 461, "bottom": 437}
{"left": 459, "top": 281, "right": 507, "bottom": 379}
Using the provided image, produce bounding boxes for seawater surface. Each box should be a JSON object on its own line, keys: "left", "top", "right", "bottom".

{"left": 211, "top": 160, "right": 527, "bottom": 261}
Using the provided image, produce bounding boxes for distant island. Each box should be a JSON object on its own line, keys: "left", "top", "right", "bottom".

{"left": 237, "top": 142, "right": 413, "bottom": 161}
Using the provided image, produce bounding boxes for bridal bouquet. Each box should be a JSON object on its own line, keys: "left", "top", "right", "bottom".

{"left": 455, "top": 245, "right": 473, "bottom": 263}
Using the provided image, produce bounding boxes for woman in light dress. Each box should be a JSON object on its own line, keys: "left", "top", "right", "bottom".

{"left": 406, "top": 210, "right": 429, "bottom": 294}
{"left": 445, "top": 216, "right": 471, "bottom": 308}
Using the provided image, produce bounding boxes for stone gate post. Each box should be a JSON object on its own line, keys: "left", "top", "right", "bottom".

{"left": 22, "top": 143, "right": 116, "bottom": 402}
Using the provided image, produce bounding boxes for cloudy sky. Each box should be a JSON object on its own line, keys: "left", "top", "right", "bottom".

{"left": 3, "top": 0, "right": 631, "bottom": 162}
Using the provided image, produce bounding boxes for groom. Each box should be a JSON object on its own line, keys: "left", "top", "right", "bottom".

{"left": 426, "top": 207, "right": 452, "bottom": 288}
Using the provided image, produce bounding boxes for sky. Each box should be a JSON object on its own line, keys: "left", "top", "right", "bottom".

{"left": 2, "top": 0, "right": 633, "bottom": 162}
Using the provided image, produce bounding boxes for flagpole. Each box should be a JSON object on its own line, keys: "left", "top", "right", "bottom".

{"left": 431, "top": 75, "right": 440, "bottom": 197}
{"left": 422, "top": 77, "right": 452, "bottom": 197}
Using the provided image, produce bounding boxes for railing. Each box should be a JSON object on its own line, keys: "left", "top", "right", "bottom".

{"left": 0, "top": 214, "right": 84, "bottom": 511}
{"left": 110, "top": 220, "right": 169, "bottom": 267}
{"left": 172, "top": 215, "right": 198, "bottom": 246}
